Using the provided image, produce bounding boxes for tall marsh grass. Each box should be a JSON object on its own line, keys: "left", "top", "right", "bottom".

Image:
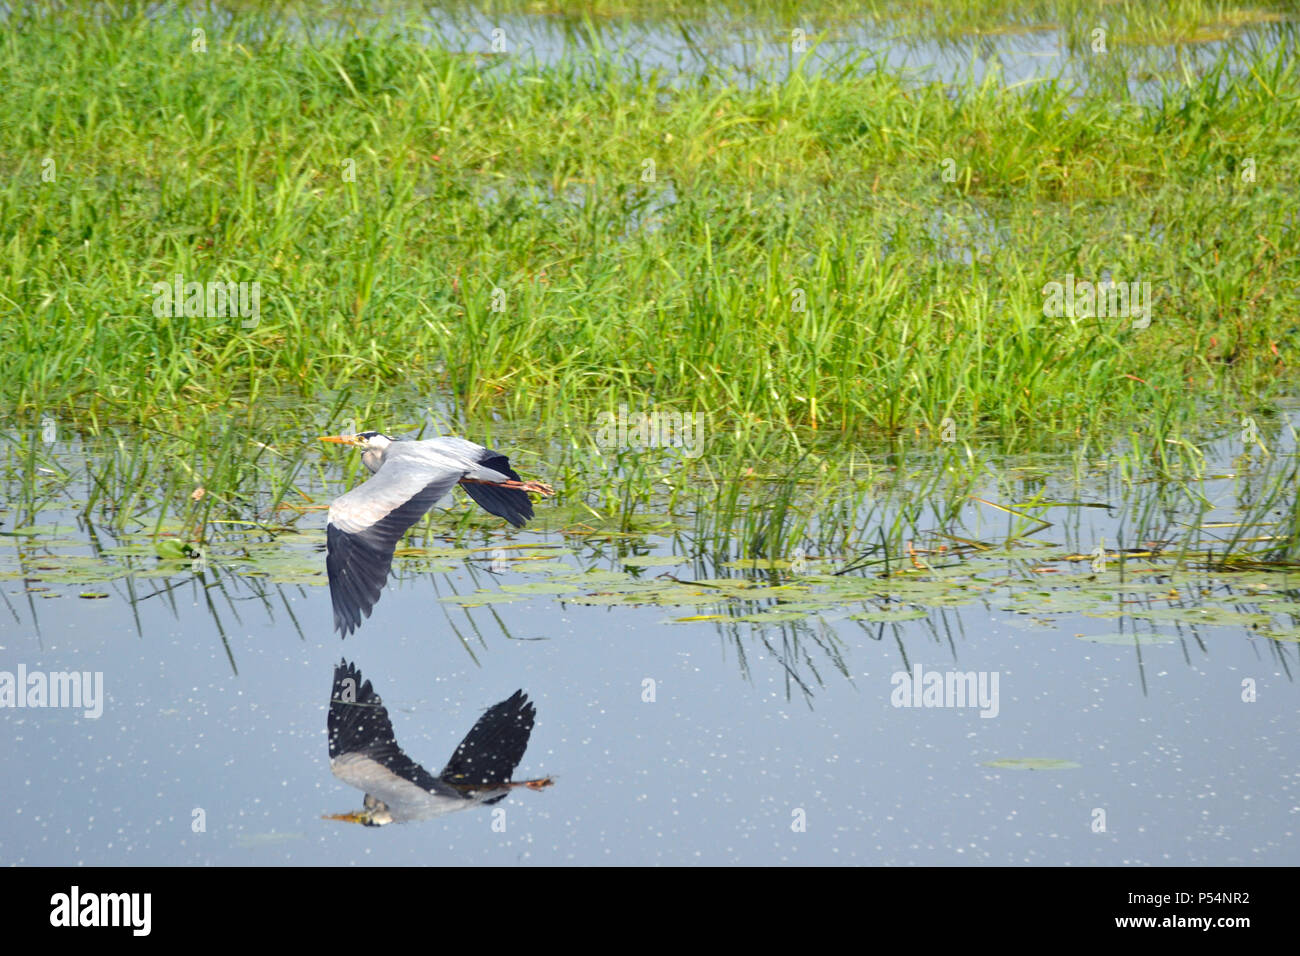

{"left": 1, "top": 2, "right": 1297, "bottom": 559}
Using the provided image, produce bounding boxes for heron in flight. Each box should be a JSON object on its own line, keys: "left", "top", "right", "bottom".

{"left": 320, "top": 431, "right": 554, "bottom": 636}
{"left": 324, "top": 659, "right": 553, "bottom": 826}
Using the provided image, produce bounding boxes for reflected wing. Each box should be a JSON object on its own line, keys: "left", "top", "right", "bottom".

{"left": 457, "top": 450, "right": 535, "bottom": 528}
{"left": 440, "top": 690, "right": 537, "bottom": 801}
{"left": 326, "top": 459, "right": 461, "bottom": 636}
{"left": 328, "top": 660, "right": 457, "bottom": 812}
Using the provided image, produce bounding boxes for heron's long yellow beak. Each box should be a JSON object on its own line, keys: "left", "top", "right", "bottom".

{"left": 321, "top": 811, "right": 368, "bottom": 824}
{"left": 319, "top": 435, "right": 363, "bottom": 446}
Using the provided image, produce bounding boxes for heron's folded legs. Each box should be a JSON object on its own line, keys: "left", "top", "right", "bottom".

{"left": 459, "top": 477, "right": 555, "bottom": 496}
{"left": 447, "top": 776, "right": 555, "bottom": 793}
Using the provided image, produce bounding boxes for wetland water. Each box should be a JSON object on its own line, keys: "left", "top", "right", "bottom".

{"left": 3, "top": 2, "right": 1297, "bottom": 866}
{"left": 1, "top": 424, "right": 1297, "bottom": 865}
{"left": 221, "top": 3, "right": 1288, "bottom": 98}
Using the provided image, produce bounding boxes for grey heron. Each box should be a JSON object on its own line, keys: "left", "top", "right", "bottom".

{"left": 320, "top": 431, "right": 554, "bottom": 636}
{"left": 324, "top": 659, "right": 553, "bottom": 826}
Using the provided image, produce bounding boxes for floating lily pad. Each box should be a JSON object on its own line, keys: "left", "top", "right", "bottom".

{"left": 396, "top": 546, "right": 480, "bottom": 560}
{"left": 1103, "top": 581, "right": 1191, "bottom": 594}
{"left": 644, "top": 587, "right": 734, "bottom": 606}
{"left": 19, "top": 557, "right": 125, "bottom": 583}
{"left": 235, "top": 550, "right": 324, "bottom": 584}
{"left": 806, "top": 579, "right": 887, "bottom": 600}
{"left": 9, "top": 525, "right": 78, "bottom": 537}
{"left": 621, "top": 554, "right": 685, "bottom": 568}
{"left": 1004, "top": 593, "right": 1105, "bottom": 614}
{"left": 682, "top": 577, "right": 756, "bottom": 589}
{"left": 564, "top": 592, "right": 642, "bottom": 606}
{"left": 1077, "top": 632, "right": 1177, "bottom": 645}
{"left": 925, "top": 592, "right": 980, "bottom": 607}
{"left": 99, "top": 543, "right": 164, "bottom": 557}
{"left": 510, "top": 561, "right": 577, "bottom": 574}
{"left": 1131, "top": 606, "right": 1271, "bottom": 627}
{"left": 568, "top": 585, "right": 724, "bottom": 607}
{"left": 437, "top": 591, "right": 526, "bottom": 606}
{"left": 470, "top": 544, "right": 572, "bottom": 556}
{"left": 579, "top": 580, "right": 672, "bottom": 596}
{"left": 132, "top": 563, "right": 200, "bottom": 580}
{"left": 851, "top": 608, "right": 927, "bottom": 622}
{"left": 734, "top": 610, "right": 812, "bottom": 623}
{"left": 1260, "top": 602, "right": 1300, "bottom": 614}
{"left": 500, "top": 582, "right": 580, "bottom": 595}
{"left": 719, "top": 558, "right": 801, "bottom": 570}
{"left": 552, "top": 570, "right": 635, "bottom": 586}
{"left": 769, "top": 601, "right": 842, "bottom": 613}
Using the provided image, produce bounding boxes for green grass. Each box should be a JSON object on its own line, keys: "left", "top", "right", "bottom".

{"left": 4, "top": 3, "right": 1298, "bottom": 434}
{"left": 1, "top": 1, "right": 1298, "bottom": 564}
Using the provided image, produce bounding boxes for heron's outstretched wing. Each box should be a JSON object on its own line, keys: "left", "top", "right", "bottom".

{"left": 439, "top": 690, "right": 537, "bottom": 802}
{"left": 457, "top": 451, "right": 536, "bottom": 528}
{"left": 328, "top": 660, "right": 460, "bottom": 812}
{"left": 326, "top": 459, "right": 462, "bottom": 636}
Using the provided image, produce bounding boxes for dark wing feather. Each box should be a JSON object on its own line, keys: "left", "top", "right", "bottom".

{"left": 458, "top": 451, "right": 534, "bottom": 528}
{"left": 328, "top": 659, "right": 444, "bottom": 794}
{"left": 439, "top": 689, "right": 537, "bottom": 796}
{"left": 327, "top": 471, "right": 459, "bottom": 636}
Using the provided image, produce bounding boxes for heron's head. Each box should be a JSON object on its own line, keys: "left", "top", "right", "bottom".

{"left": 322, "top": 807, "right": 393, "bottom": 827}
{"left": 318, "top": 431, "right": 395, "bottom": 452}
{"left": 323, "top": 792, "right": 394, "bottom": 826}
{"left": 319, "top": 432, "right": 395, "bottom": 475}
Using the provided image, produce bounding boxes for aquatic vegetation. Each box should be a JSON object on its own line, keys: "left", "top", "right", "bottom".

{"left": 1, "top": 3, "right": 1296, "bottom": 450}
{"left": 1, "top": 1, "right": 1298, "bottom": 681}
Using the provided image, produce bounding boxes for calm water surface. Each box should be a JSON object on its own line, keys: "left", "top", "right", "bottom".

{"left": 2, "top": 430, "right": 1297, "bottom": 865}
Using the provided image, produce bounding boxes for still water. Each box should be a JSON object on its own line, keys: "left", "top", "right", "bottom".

{"left": 2, "top": 432, "right": 1297, "bottom": 865}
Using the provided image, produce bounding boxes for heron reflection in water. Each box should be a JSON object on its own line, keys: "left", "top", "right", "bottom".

{"left": 324, "top": 660, "right": 553, "bottom": 826}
